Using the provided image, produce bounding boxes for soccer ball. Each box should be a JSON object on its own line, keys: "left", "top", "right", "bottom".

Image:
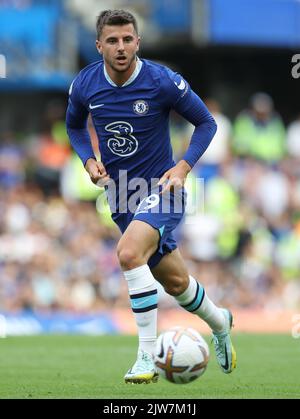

{"left": 154, "top": 326, "right": 209, "bottom": 384}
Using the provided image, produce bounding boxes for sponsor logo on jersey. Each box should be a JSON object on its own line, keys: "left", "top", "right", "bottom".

{"left": 105, "top": 121, "right": 138, "bottom": 157}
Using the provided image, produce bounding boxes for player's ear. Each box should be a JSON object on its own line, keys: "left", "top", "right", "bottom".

{"left": 136, "top": 36, "right": 141, "bottom": 52}
{"left": 95, "top": 39, "right": 103, "bottom": 54}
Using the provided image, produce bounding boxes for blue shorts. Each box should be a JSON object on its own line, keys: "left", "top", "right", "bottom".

{"left": 112, "top": 186, "right": 186, "bottom": 268}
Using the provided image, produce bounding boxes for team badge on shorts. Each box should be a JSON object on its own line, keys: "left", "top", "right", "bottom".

{"left": 133, "top": 100, "right": 149, "bottom": 115}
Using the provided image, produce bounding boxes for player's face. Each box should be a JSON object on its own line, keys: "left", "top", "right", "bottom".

{"left": 96, "top": 24, "right": 140, "bottom": 75}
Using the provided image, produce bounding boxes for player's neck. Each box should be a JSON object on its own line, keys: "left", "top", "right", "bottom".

{"left": 105, "top": 59, "right": 137, "bottom": 87}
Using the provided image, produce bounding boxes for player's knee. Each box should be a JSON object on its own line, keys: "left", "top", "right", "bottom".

{"left": 163, "top": 275, "right": 189, "bottom": 297}
{"left": 117, "top": 246, "right": 145, "bottom": 270}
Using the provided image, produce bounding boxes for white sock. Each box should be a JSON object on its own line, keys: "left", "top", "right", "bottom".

{"left": 123, "top": 264, "right": 158, "bottom": 356}
{"left": 175, "top": 275, "right": 225, "bottom": 333}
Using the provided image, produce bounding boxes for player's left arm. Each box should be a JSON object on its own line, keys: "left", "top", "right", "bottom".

{"left": 158, "top": 71, "right": 217, "bottom": 193}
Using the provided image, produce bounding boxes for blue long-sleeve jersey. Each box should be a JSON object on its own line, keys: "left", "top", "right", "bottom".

{"left": 66, "top": 59, "right": 217, "bottom": 212}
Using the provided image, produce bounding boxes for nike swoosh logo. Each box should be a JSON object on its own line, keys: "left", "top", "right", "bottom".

{"left": 132, "top": 297, "right": 152, "bottom": 308}
{"left": 221, "top": 344, "right": 229, "bottom": 371}
{"left": 174, "top": 79, "right": 186, "bottom": 90}
{"left": 89, "top": 103, "right": 104, "bottom": 109}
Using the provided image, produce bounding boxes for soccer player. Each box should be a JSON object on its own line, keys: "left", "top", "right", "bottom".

{"left": 66, "top": 9, "right": 236, "bottom": 384}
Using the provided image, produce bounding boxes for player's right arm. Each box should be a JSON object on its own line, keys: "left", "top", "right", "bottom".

{"left": 66, "top": 77, "right": 109, "bottom": 185}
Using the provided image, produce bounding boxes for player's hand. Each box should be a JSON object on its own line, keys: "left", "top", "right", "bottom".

{"left": 85, "top": 158, "right": 110, "bottom": 187}
{"left": 157, "top": 160, "right": 192, "bottom": 194}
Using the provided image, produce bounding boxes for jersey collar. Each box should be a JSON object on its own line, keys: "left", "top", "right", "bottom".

{"left": 103, "top": 57, "right": 143, "bottom": 87}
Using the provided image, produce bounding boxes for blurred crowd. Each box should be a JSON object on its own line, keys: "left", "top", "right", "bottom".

{"left": 1, "top": 92, "right": 300, "bottom": 313}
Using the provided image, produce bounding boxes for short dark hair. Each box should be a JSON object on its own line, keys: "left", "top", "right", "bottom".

{"left": 96, "top": 10, "right": 138, "bottom": 40}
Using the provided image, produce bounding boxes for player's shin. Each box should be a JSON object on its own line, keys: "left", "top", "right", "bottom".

{"left": 124, "top": 264, "right": 158, "bottom": 355}
{"left": 174, "top": 275, "right": 236, "bottom": 374}
{"left": 174, "top": 275, "right": 225, "bottom": 333}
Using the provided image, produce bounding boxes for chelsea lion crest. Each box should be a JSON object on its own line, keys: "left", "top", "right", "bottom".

{"left": 133, "top": 100, "right": 149, "bottom": 115}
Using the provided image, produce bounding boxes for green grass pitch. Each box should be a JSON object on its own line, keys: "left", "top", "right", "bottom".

{"left": 1, "top": 334, "right": 300, "bottom": 399}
